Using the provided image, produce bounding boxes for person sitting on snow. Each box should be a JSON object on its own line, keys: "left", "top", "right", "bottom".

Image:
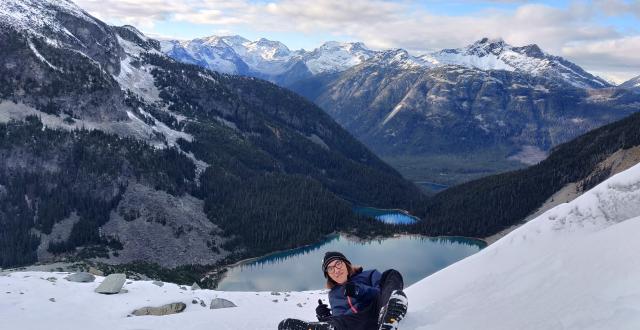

{"left": 278, "top": 251, "right": 408, "bottom": 330}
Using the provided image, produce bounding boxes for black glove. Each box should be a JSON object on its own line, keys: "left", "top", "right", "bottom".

{"left": 316, "top": 299, "right": 331, "bottom": 321}
{"left": 344, "top": 282, "right": 358, "bottom": 297}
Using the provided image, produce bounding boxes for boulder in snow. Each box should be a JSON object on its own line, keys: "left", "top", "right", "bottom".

{"left": 65, "top": 272, "right": 95, "bottom": 283}
{"left": 191, "top": 282, "right": 201, "bottom": 290}
{"left": 151, "top": 281, "right": 164, "bottom": 287}
{"left": 131, "top": 302, "right": 186, "bottom": 316}
{"left": 210, "top": 298, "right": 236, "bottom": 309}
{"left": 94, "top": 274, "right": 126, "bottom": 294}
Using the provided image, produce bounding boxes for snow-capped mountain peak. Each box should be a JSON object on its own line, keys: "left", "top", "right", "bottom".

{"left": 466, "top": 37, "right": 508, "bottom": 57}
{"left": 367, "top": 49, "right": 428, "bottom": 70}
{"left": 303, "top": 41, "right": 376, "bottom": 74}
{"left": 244, "top": 38, "right": 292, "bottom": 60}
{"left": 620, "top": 75, "right": 640, "bottom": 89}
{"left": 420, "top": 37, "right": 611, "bottom": 89}
{"left": 219, "top": 35, "right": 251, "bottom": 47}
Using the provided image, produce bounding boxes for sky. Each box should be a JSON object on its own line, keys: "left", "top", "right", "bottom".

{"left": 74, "top": 0, "right": 640, "bottom": 84}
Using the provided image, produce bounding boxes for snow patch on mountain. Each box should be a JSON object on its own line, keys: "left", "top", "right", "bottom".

{"left": 114, "top": 36, "right": 161, "bottom": 103}
{"left": 0, "top": 0, "right": 102, "bottom": 37}
{"left": 0, "top": 101, "right": 191, "bottom": 150}
{"left": 27, "top": 38, "right": 62, "bottom": 72}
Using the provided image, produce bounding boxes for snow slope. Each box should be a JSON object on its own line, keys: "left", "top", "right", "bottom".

{"left": 403, "top": 162, "right": 640, "bottom": 330}
{"left": 2, "top": 163, "right": 640, "bottom": 329}
{"left": 0, "top": 0, "right": 100, "bottom": 35}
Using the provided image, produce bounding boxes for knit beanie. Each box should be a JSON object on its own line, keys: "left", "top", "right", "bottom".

{"left": 322, "top": 251, "right": 351, "bottom": 278}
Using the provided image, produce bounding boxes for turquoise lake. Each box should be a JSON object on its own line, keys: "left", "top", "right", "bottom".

{"left": 216, "top": 234, "right": 486, "bottom": 291}
{"left": 352, "top": 206, "right": 419, "bottom": 224}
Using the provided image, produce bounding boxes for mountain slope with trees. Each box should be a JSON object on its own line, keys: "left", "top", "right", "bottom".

{"left": 0, "top": 0, "right": 424, "bottom": 270}
{"left": 413, "top": 110, "right": 640, "bottom": 237}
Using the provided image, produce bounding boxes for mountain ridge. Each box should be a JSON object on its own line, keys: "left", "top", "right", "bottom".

{"left": 162, "top": 34, "right": 612, "bottom": 89}
{"left": 620, "top": 74, "right": 640, "bottom": 89}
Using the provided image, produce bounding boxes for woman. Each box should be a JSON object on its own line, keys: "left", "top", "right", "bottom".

{"left": 278, "top": 251, "right": 408, "bottom": 330}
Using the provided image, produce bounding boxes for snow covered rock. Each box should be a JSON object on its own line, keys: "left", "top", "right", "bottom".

{"left": 64, "top": 272, "right": 95, "bottom": 283}
{"left": 94, "top": 274, "right": 126, "bottom": 294}
{"left": 210, "top": 298, "right": 237, "bottom": 309}
{"left": 131, "top": 302, "right": 187, "bottom": 316}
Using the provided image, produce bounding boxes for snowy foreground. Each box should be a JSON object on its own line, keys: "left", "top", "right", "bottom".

{"left": 3, "top": 164, "right": 640, "bottom": 329}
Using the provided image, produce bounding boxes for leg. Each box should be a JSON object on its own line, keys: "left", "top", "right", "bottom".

{"left": 376, "top": 269, "right": 404, "bottom": 312}
{"left": 375, "top": 269, "right": 408, "bottom": 330}
{"left": 326, "top": 304, "right": 377, "bottom": 330}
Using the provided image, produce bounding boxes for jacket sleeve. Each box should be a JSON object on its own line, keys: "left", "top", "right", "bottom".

{"left": 328, "top": 288, "right": 348, "bottom": 316}
{"left": 354, "top": 270, "right": 382, "bottom": 301}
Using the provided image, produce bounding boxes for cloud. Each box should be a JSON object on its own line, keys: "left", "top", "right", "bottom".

{"left": 75, "top": 0, "right": 253, "bottom": 28}
{"left": 561, "top": 36, "right": 640, "bottom": 83}
{"left": 595, "top": 0, "right": 640, "bottom": 19}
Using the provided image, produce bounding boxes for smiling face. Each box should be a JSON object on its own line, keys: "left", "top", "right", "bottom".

{"left": 326, "top": 259, "right": 348, "bottom": 285}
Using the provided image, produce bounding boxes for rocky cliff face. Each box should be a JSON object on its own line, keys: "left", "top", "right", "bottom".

{"left": 308, "top": 63, "right": 638, "bottom": 157}
{"left": 289, "top": 55, "right": 640, "bottom": 184}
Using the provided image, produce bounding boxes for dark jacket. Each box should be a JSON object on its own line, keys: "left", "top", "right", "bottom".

{"left": 328, "top": 269, "right": 382, "bottom": 316}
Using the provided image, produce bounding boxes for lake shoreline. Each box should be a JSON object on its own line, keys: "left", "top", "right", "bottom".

{"left": 217, "top": 231, "right": 488, "bottom": 273}
{"left": 215, "top": 232, "right": 486, "bottom": 291}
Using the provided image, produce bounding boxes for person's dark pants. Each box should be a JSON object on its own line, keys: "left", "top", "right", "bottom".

{"left": 328, "top": 269, "right": 404, "bottom": 330}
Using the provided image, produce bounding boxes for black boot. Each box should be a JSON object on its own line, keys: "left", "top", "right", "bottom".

{"left": 278, "top": 318, "right": 334, "bottom": 330}
{"left": 377, "top": 290, "right": 408, "bottom": 330}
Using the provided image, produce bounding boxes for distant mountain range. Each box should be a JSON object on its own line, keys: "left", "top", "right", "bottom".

{"left": 163, "top": 35, "right": 640, "bottom": 186}
{"left": 162, "top": 36, "right": 613, "bottom": 89}
{"left": 161, "top": 36, "right": 376, "bottom": 87}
